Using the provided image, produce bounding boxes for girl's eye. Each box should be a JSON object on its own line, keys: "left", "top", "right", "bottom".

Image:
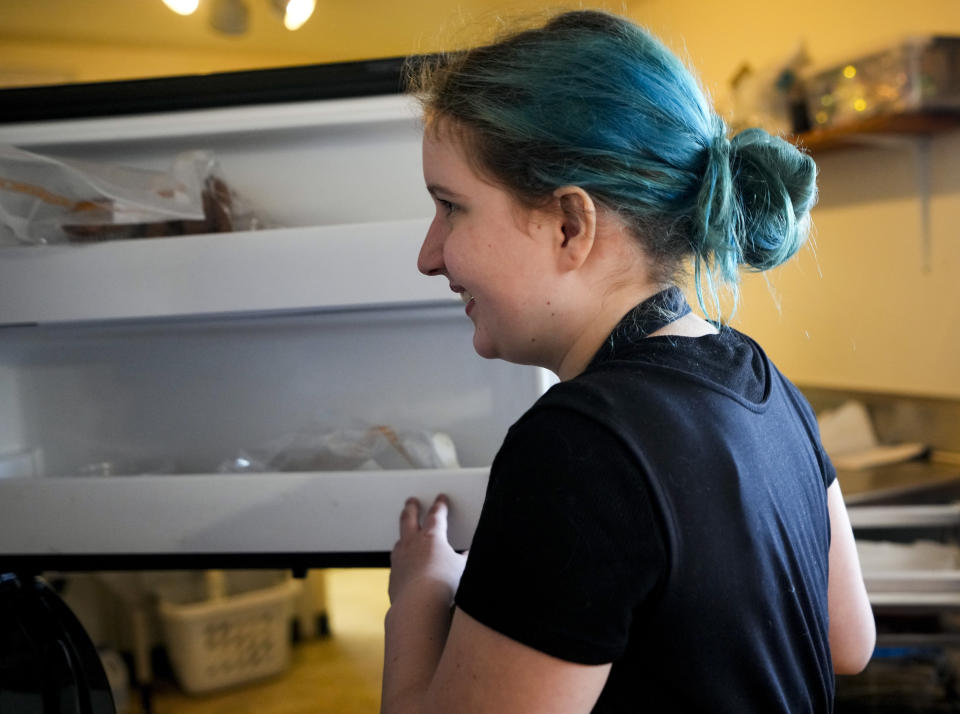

{"left": 437, "top": 198, "right": 457, "bottom": 216}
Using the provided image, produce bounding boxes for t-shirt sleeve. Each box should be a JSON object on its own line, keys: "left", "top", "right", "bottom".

{"left": 782, "top": 380, "right": 837, "bottom": 489}
{"left": 819, "top": 445, "right": 837, "bottom": 488}
{"left": 454, "top": 406, "right": 667, "bottom": 665}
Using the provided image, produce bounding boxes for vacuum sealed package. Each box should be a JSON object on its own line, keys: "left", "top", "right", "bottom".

{"left": 0, "top": 144, "right": 267, "bottom": 245}
{"left": 218, "top": 424, "right": 461, "bottom": 473}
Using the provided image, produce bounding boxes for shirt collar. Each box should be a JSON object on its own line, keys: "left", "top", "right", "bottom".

{"left": 587, "top": 286, "right": 691, "bottom": 369}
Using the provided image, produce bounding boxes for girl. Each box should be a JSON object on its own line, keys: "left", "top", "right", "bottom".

{"left": 382, "top": 10, "right": 874, "bottom": 713}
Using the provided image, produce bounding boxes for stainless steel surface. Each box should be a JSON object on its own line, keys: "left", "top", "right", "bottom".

{"left": 841, "top": 461, "right": 960, "bottom": 506}
{"left": 849, "top": 503, "right": 960, "bottom": 528}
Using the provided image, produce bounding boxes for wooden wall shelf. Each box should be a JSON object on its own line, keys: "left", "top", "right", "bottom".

{"left": 791, "top": 112, "right": 960, "bottom": 153}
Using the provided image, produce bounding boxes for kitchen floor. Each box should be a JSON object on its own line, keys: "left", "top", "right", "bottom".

{"left": 144, "top": 568, "right": 390, "bottom": 714}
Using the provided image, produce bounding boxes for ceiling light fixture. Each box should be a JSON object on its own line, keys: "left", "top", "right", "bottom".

{"left": 165, "top": 0, "right": 314, "bottom": 35}
{"left": 210, "top": 0, "right": 249, "bottom": 35}
{"left": 270, "top": 0, "right": 316, "bottom": 31}
{"left": 162, "top": 0, "right": 200, "bottom": 15}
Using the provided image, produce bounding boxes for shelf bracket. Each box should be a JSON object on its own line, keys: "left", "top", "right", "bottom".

{"left": 913, "top": 135, "right": 932, "bottom": 273}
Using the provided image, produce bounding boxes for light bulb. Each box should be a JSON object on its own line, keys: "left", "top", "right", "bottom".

{"left": 283, "top": 0, "right": 315, "bottom": 30}
{"left": 162, "top": 0, "right": 200, "bottom": 15}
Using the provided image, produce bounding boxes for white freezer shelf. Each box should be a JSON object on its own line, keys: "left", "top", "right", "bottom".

{"left": 0, "top": 218, "right": 451, "bottom": 325}
{"left": 0, "top": 468, "right": 488, "bottom": 555}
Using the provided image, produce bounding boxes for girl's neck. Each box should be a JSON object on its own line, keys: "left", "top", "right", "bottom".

{"left": 554, "top": 284, "right": 719, "bottom": 381}
{"left": 554, "top": 284, "right": 664, "bottom": 381}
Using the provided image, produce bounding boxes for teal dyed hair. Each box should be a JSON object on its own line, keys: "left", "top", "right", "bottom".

{"left": 408, "top": 10, "right": 818, "bottom": 321}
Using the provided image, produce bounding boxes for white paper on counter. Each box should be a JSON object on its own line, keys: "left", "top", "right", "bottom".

{"left": 817, "top": 400, "right": 926, "bottom": 470}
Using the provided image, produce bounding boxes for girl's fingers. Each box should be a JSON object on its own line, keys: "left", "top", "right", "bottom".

{"left": 423, "top": 494, "right": 449, "bottom": 535}
{"left": 398, "top": 494, "right": 450, "bottom": 537}
{"left": 399, "top": 497, "right": 421, "bottom": 536}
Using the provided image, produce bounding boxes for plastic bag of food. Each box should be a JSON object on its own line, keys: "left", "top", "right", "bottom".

{"left": 217, "top": 424, "right": 461, "bottom": 474}
{"left": 0, "top": 144, "right": 266, "bottom": 245}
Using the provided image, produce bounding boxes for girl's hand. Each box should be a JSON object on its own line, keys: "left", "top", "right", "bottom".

{"left": 388, "top": 495, "right": 468, "bottom": 608}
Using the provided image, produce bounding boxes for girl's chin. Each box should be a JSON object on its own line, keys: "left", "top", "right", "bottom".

{"left": 472, "top": 331, "right": 499, "bottom": 360}
{"left": 473, "top": 329, "right": 537, "bottom": 367}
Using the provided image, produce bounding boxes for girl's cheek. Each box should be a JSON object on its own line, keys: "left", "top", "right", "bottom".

{"left": 444, "top": 233, "right": 469, "bottom": 269}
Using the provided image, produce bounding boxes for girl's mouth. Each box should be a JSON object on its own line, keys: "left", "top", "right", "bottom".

{"left": 451, "top": 284, "right": 476, "bottom": 315}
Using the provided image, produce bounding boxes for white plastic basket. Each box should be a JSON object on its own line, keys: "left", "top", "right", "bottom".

{"left": 158, "top": 571, "right": 301, "bottom": 694}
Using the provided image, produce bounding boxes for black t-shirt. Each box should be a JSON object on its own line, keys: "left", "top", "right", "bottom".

{"left": 455, "top": 320, "right": 835, "bottom": 713}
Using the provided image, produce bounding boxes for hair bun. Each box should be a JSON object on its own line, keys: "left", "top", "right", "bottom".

{"left": 729, "top": 128, "right": 818, "bottom": 271}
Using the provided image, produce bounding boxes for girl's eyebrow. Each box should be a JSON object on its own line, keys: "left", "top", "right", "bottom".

{"left": 427, "top": 183, "right": 465, "bottom": 199}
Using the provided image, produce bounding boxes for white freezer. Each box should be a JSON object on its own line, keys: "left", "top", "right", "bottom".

{"left": 0, "top": 91, "right": 554, "bottom": 568}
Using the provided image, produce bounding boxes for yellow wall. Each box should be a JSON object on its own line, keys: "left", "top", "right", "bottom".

{"left": 0, "top": 38, "right": 319, "bottom": 86}
{"left": 0, "top": 0, "right": 614, "bottom": 85}
{"left": 3, "top": 0, "right": 960, "bottom": 396}
{"left": 736, "top": 135, "right": 960, "bottom": 398}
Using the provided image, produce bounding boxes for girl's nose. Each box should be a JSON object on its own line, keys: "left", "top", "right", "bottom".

{"left": 417, "top": 219, "right": 445, "bottom": 276}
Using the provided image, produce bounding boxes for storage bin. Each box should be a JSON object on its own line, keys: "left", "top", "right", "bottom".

{"left": 158, "top": 572, "right": 301, "bottom": 694}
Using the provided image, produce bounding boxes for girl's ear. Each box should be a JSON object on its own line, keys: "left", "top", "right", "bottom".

{"left": 553, "top": 186, "right": 597, "bottom": 271}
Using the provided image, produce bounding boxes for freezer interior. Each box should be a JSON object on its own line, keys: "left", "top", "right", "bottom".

{"left": 0, "top": 93, "right": 555, "bottom": 566}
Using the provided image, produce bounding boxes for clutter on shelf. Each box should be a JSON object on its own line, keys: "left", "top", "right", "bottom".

{"left": 805, "top": 36, "right": 960, "bottom": 133}
{"left": 725, "top": 41, "right": 812, "bottom": 136}
{"left": 723, "top": 36, "right": 960, "bottom": 148}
